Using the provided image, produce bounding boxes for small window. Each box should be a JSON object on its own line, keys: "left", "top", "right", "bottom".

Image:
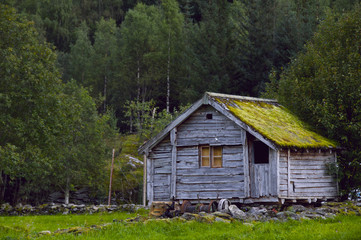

{"left": 201, "top": 146, "right": 210, "bottom": 167}
{"left": 206, "top": 113, "right": 213, "bottom": 119}
{"left": 254, "top": 141, "right": 269, "bottom": 164}
{"left": 200, "top": 146, "right": 222, "bottom": 168}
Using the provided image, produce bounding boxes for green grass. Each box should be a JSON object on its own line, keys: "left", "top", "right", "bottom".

{"left": 0, "top": 209, "right": 147, "bottom": 239}
{"left": 1, "top": 213, "right": 360, "bottom": 240}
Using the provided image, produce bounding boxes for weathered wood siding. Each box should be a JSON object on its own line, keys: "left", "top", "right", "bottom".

{"left": 279, "top": 150, "right": 288, "bottom": 197}
{"left": 176, "top": 105, "right": 245, "bottom": 146}
{"left": 148, "top": 136, "right": 172, "bottom": 201}
{"left": 279, "top": 149, "right": 337, "bottom": 198}
{"left": 176, "top": 145, "right": 245, "bottom": 199}
{"left": 174, "top": 106, "right": 246, "bottom": 200}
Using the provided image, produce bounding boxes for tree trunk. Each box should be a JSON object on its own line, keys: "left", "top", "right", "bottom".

{"left": 137, "top": 59, "right": 141, "bottom": 103}
{"left": 64, "top": 175, "right": 70, "bottom": 204}
{"left": 136, "top": 59, "right": 141, "bottom": 131}
{"left": 0, "top": 172, "right": 7, "bottom": 202}
{"left": 166, "top": 31, "right": 171, "bottom": 113}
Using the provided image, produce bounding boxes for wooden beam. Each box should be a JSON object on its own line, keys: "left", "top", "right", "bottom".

{"left": 335, "top": 151, "right": 339, "bottom": 196}
{"left": 170, "top": 127, "right": 177, "bottom": 199}
{"left": 143, "top": 154, "right": 147, "bottom": 206}
{"left": 147, "top": 155, "right": 154, "bottom": 205}
{"left": 244, "top": 139, "right": 250, "bottom": 198}
{"left": 287, "top": 148, "right": 291, "bottom": 197}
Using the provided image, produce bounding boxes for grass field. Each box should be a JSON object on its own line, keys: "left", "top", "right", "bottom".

{"left": 1, "top": 211, "right": 361, "bottom": 240}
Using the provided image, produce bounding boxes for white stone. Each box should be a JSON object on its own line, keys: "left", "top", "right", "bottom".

{"left": 229, "top": 205, "right": 246, "bottom": 219}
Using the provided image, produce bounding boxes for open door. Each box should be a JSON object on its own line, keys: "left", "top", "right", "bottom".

{"left": 249, "top": 137, "right": 272, "bottom": 198}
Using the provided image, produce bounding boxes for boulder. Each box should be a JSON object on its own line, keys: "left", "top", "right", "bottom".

{"left": 229, "top": 205, "right": 246, "bottom": 220}
{"left": 288, "top": 205, "right": 306, "bottom": 213}
{"left": 212, "top": 211, "right": 232, "bottom": 220}
{"left": 276, "top": 211, "right": 299, "bottom": 220}
{"left": 214, "top": 217, "right": 231, "bottom": 223}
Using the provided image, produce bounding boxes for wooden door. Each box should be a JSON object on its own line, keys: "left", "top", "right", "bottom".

{"left": 249, "top": 139, "right": 271, "bottom": 198}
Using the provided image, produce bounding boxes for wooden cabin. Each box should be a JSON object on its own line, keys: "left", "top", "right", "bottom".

{"left": 138, "top": 92, "right": 338, "bottom": 205}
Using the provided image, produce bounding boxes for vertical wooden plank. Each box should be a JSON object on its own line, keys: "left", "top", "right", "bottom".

{"left": 143, "top": 155, "right": 146, "bottom": 205}
{"left": 249, "top": 139, "right": 257, "bottom": 198}
{"left": 170, "top": 127, "right": 177, "bottom": 199}
{"left": 244, "top": 140, "right": 250, "bottom": 197}
{"left": 269, "top": 148, "right": 278, "bottom": 196}
{"left": 265, "top": 165, "right": 269, "bottom": 196}
{"left": 147, "top": 156, "right": 153, "bottom": 204}
{"left": 287, "top": 148, "right": 291, "bottom": 197}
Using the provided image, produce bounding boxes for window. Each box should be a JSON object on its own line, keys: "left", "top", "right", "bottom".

{"left": 200, "top": 146, "right": 222, "bottom": 168}
{"left": 254, "top": 141, "right": 269, "bottom": 164}
{"left": 206, "top": 113, "right": 213, "bottom": 119}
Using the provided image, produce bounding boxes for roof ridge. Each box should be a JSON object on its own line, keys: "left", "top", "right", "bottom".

{"left": 206, "top": 92, "right": 278, "bottom": 103}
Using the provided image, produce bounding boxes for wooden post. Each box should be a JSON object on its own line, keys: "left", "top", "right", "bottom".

{"left": 143, "top": 153, "right": 147, "bottom": 206}
{"left": 108, "top": 149, "right": 115, "bottom": 206}
{"left": 170, "top": 128, "right": 177, "bottom": 199}
{"left": 287, "top": 148, "right": 291, "bottom": 198}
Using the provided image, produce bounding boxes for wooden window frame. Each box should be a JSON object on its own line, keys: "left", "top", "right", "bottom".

{"left": 199, "top": 145, "right": 223, "bottom": 168}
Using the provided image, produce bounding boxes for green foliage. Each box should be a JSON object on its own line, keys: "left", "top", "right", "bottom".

{"left": 183, "top": 1, "right": 248, "bottom": 99}
{"left": 0, "top": 4, "right": 65, "bottom": 202}
{"left": 66, "top": 21, "right": 94, "bottom": 85}
{"left": 53, "top": 80, "right": 117, "bottom": 200}
{"left": 270, "top": 5, "right": 361, "bottom": 197}
{"left": 91, "top": 18, "right": 117, "bottom": 111}
{"left": 0, "top": 5, "right": 117, "bottom": 204}
{"left": 125, "top": 100, "right": 190, "bottom": 141}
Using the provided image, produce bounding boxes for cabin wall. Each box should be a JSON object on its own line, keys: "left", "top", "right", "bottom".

{"left": 174, "top": 106, "right": 246, "bottom": 200}
{"left": 279, "top": 149, "right": 338, "bottom": 198}
{"left": 147, "top": 105, "right": 246, "bottom": 202}
{"left": 176, "top": 145, "right": 244, "bottom": 199}
{"left": 176, "top": 105, "right": 245, "bottom": 146}
{"left": 279, "top": 150, "right": 288, "bottom": 197}
{"left": 148, "top": 136, "right": 172, "bottom": 201}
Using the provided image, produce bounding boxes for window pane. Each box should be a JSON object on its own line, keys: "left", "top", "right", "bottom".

{"left": 201, "top": 146, "right": 210, "bottom": 167}
{"left": 202, "top": 147, "right": 210, "bottom": 156}
{"left": 213, "top": 146, "right": 222, "bottom": 157}
{"left": 213, "top": 157, "right": 222, "bottom": 168}
{"left": 202, "top": 157, "right": 210, "bottom": 167}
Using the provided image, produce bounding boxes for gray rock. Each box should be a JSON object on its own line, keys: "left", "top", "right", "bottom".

{"left": 243, "top": 223, "right": 254, "bottom": 227}
{"left": 212, "top": 211, "right": 232, "bottom": 219}
{"left": 315, "top": 208, "right": 328, "bottom": 216}
{"left": 276, "top": 211, "right": 299, "bottom": 220}
{"left": 229, "top": 205, "right": 246, "bottom": 220}
{"left": 249, "top": 207, "right": 267, "bottom": 215}
{"left": 1, "top": 203, "right": 13, "bottom": 211}
{"left": 215, "top": 217, "right": 230, "bottom": 223}
{"left": 181, "top": 212, "right": 198, "bottom": 221}
{"left": 289, "top": 205, "right": 307, "bottom": 213}
{"left": 39, "top": 230, "right": 52, "bottom": 235}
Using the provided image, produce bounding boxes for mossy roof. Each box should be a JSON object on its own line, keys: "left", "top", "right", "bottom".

{"left": 209, "top": 93, "right": 337, "bottom": 149}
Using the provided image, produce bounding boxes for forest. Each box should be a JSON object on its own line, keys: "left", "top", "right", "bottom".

{"left": 1, "top": 0, "right": 360, "bottom": 205}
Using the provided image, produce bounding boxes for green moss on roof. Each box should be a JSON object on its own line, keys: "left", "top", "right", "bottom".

{"left": 214, "top": 97, "right": 337, "bottom": 148}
